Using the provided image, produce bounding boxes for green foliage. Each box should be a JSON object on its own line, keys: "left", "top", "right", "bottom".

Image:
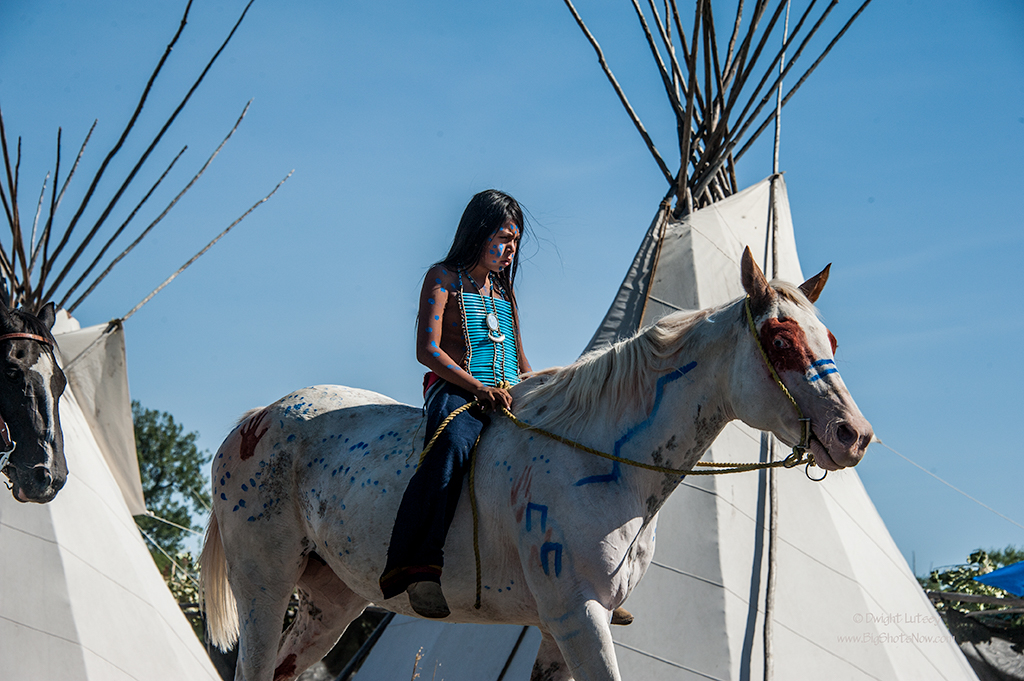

{"left": 920, "top": 546, "right": 1024, "bottom": 628}
{"left": 132, "top": 400, "right": 211, "bottom": 573}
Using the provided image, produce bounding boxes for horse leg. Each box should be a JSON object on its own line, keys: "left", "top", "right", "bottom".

{"left": 531, "top": 631, "right": 572, "bottom": 681}
{"left": 271, "top": 554, "right": 370, "bottom": 681}
{"left": 537, "top": 599, "right": 620, "bottom": 681}
{"left": 228, "top": 547, "right": 306, "bottom": 681}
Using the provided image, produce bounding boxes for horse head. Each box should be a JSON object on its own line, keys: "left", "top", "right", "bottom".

{"left": 0, "top": 300, "right": 67, "bottom": 503}
{"left": 733, "top": 246, "right": 872, "bottom": 471}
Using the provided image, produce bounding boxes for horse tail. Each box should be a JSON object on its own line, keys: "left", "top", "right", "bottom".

{"left": 199, "top": 511, "right": 239, "bottom": 651}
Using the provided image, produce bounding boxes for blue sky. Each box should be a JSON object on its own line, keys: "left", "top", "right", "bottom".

{"left": 1, "top": 0, "right": 1021, "bottom": 575}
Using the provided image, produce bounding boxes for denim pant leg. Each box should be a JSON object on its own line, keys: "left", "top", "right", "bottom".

{"left": 380, "top": 384, "right": 486, "bottom": 599}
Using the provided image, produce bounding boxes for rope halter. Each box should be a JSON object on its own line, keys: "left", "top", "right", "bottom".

{"left": 742, "top": 296, "right": 823, "bottom": 481}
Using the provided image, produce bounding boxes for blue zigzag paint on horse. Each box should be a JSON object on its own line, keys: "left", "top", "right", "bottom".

{"left": 575, "top": 360, "right": 698, "bottom": 486}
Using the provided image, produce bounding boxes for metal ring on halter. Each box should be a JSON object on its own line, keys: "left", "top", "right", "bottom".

{"left": 782, "top": 449, "right": 806, "bottom": 468}
{"left": 805, "top": 460, "right": 827, "bottom": 482}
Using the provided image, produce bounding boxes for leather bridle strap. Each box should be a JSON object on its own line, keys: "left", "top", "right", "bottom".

{"left": 0, "top": 332, "right": 54, "bottom": 347}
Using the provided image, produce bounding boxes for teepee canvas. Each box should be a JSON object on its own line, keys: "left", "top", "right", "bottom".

{"left": 0, "top": 317, "right": 220, "bottom": 681}
{"left": 352, "top": 178, "right": 978, "bottom": 681}
{"left": 352, "top": 2, "right": 983, "bottom": 677}
{"left": 587, "top": 176, "right": 977, "bottom": 680}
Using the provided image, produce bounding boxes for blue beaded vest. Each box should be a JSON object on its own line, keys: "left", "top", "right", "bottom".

{"left": 459, "top": 276, "right": 520, "bottom": 387}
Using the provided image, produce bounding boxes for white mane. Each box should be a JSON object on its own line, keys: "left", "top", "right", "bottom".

{"left": 516, "top": 283, "right": 817, "bottom": 437}
{"left": 515, "top": 307, "right": 715, "bottom": 435}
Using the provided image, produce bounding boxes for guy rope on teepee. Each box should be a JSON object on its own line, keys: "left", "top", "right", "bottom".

{"left": 199, "top": 246, "right": 872, "bottom": 681}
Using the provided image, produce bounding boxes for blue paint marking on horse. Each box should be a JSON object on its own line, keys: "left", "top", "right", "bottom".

{"left": 807, "top": 358, "right": 839, "bottom": 382}
{"left": 526, "top": 503, "right": 548, "bottom": 532}
{"left": 541, "top": 542, "right": 563, "bottom": 577}
{"left": 576, "top": 361, "right": 698, "bottom": 486}
{"left": 575, "top": 461, "right": 621, "bottom": 486}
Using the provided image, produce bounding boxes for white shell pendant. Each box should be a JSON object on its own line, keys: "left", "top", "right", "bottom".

{"left": 486, "top": 312, "right": 506, "bottom": 342}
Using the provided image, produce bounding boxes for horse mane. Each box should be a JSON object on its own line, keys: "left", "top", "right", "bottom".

{"left": 516, "top": 282, "right": 816, "bottom": 436}
{"left": 516, "top": 307, "right": 716, "bottom": 436}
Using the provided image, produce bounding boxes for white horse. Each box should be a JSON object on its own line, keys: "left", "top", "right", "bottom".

{"left": 200, "top": 248, "right": 872, "bottom": 681}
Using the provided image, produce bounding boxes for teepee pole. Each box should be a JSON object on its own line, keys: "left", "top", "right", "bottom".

{"left": 736, "top": 0, "right": 873, "bottom": 161}
{"left": 58, "top": 146, "right": 187, "bottom": 310}
{"left": 121, "top": 170, "right": 293, "bottom": 323}
{"left": 631, "top": 0, "right": 686, "bottom": 120}
{"left": 41, "top": 0, "right": 256, "bottom": 307}
{"left": 39, "top": 0, "right": 198, "bottom": 295}
{"left": 563, "top": 0, "right": 675, "bottom": 186}
{"left": 68, "top": 101, "right": 252, "bottom": 314}
{"left": 763, "top": 6, "right": 791, "bottom": 677}
{"left": 677, "top": 0, "right": 703, "bottom": 214}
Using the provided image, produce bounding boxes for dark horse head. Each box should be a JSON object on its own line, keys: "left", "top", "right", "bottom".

{"left": 0, "top": 301, "right": 67, "bottom": 503}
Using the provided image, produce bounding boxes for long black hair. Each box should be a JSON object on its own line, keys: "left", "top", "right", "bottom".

{"left": 438, "top": 189, "right": 526, "bottom": 297}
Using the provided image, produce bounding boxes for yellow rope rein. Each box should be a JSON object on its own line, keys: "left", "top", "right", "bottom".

{"left": 417, "top": 296, "right": 821, "bottom": 607}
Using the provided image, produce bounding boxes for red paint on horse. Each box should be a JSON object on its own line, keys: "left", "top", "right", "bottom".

{"left": 273, "top": 653, "right": 297, "bottom": 681}
{"left": 239, "top": 409, "right": 270, "bottom": 461}
{"left": 511, "top": 466, "right": 534, "bottom": 522}
{"left": 759, "top": 318, "right": 815, "bottom": 373}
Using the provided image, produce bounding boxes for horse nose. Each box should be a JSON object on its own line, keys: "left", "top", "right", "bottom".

{"left": 836, "top": 420, "right": 874, "bottom": 462}
{"left": 33, "top": 464, "right": 53, "bottom": 489}
{"left": 837, "top": 423, "right": 856, "bottom": 446}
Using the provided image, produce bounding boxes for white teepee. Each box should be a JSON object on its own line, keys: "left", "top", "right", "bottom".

{"left": 354, "top": 3, "right": 979, "bottom": 678}
{"left": 352, "top": 178, "right": 978, "bottom": 681}
{"left": 0, "top": 316, "right": 220, "bottom": 681}
{"left": 588, "top": 176, "right": 977, "bottom": 680}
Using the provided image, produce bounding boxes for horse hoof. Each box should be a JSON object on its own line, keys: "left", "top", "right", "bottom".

{"left": 408, "top": 581, "right": 451, "bottom": 619}
{"left": 611, "top": 606, "right": 634, "bottom": 626}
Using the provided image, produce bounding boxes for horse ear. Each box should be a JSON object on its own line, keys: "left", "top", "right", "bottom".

{"left": 37, "top": 302, "right": 57, "bottom": 330}
{"left": 799, "top": 264, "right": 831, "bottom": 304}
{"left": 741, "top": 246, "right": 775, "bottom": 312}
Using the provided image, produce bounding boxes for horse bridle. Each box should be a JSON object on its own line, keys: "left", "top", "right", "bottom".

{"left": 742, "top": 297, "right": 825, "bottom": 481}
{"left": 0, "top": 332, "right": 57, "bottom": 479}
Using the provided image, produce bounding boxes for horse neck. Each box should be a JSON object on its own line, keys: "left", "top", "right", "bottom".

{"left": 611, "top": 302, "right": 742, "bottom": 505}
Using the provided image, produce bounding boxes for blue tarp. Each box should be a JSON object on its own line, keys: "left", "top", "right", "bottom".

{"left": 974, "top": 561, "right": 1024, "bottom": 597}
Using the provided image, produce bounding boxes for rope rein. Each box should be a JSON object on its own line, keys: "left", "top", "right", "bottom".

{"left": 419, "top": 296, "right": 822, "bottom": 607}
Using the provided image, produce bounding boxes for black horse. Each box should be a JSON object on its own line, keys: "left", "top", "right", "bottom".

{"left": 0, "top": 300, "right": 67, "bottom": 503}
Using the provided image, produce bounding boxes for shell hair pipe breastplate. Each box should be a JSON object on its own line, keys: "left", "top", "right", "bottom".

{"left": 459, "top": 271, "right": 520, "bottom": 388}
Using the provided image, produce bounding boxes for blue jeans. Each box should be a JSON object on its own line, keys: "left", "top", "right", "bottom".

{"left": 379, "top": 381, "right": 488, "bottom": 599}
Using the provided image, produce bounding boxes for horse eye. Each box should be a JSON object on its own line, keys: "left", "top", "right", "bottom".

{"left": 773, "top": 338, "right": 789, "bottom": 349}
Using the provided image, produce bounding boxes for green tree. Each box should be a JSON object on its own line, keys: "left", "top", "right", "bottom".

{"left": 920, "top": 545, "right": 1024, "bottom": 628}
{"left": 133, "top": 400, "right": 211, "bottom": 572}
